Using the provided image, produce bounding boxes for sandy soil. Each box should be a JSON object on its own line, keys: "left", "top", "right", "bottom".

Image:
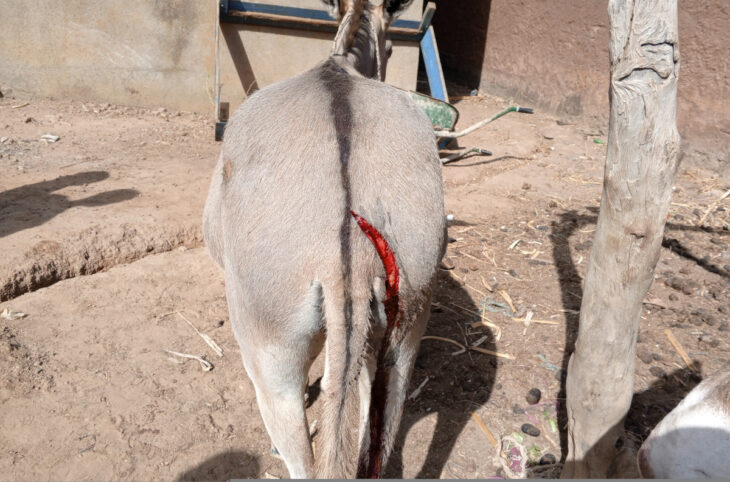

{"left": 0, "top": 90, "right": 727, "bottom": 480}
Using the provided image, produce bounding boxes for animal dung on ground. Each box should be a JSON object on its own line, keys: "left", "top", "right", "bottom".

{"left": 521, "top": 423, "right": 540, "bottom": 437}
{"left": 525, "top": 388, "right": 541, "bottom": 405}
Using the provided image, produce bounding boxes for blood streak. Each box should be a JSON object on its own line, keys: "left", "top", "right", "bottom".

{"left": 350, "top": 210, "right": 401, "bottom": 478}
{"left": 350, "top": 210, "right": 399, "bottom": 321}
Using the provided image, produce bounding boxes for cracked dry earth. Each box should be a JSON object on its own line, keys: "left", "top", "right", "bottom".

{"left": 0, "top": 93, "right": 727, "bottom": 480}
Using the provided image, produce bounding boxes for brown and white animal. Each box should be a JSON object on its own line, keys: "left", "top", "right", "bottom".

{"left": 202, "top": 0, "right": 445, "bottom": 478}
{"left": 638, "top": 370, "right": 730, "bottom": 478}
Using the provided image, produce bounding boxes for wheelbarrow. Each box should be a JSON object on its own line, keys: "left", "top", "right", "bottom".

{"left": 405, "top": 90, "right": 534, "bottom": 164}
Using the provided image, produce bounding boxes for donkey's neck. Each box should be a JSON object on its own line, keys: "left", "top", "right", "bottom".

{"left": 331, "top": 8, "right": 385, "bottom": 80}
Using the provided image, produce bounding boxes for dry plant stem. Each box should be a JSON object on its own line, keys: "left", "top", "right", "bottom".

{"left": 664, "top": 328, "right": 697, "bottom": 372}
{"left": 562, "top": 0, "right": 680, "bottom": 478}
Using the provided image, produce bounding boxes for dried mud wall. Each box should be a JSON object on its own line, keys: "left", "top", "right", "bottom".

{"left": 0, "top": 1, "right": 218, "bottom": 112}
{"left": 434, "top": 0, "right": 729, "bottom": 168}
{"left": 0, "top": 0, "right": 421, "bottom": 114}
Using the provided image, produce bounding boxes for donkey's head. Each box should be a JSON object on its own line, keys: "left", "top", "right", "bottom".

{"left": 322, "top": 0, "right": 413, "bottom": 80}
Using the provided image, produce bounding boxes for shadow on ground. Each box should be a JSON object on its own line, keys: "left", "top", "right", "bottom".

{"left": 549, "top": 207, "right": 716, "bottom": 462}
{"left": 386, "top": 272, "right": 497, "bottom": 478}
{"left": 0, "top": 171, "right": 138, "bottom": 238}
{"left": 175, "top": 450, "right": 260, "bottom": 481}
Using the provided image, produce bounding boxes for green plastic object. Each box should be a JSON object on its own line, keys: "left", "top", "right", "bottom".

{"left": 405, "top": 90, "right": 460, "bottom": 131}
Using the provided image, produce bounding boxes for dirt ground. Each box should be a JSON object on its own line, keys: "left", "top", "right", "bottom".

{"left": 0, "top": 88, "right": 727, "bottom": 480}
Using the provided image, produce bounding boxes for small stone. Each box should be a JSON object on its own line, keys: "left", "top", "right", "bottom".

{"left": 539, "top": 453, "right": 557, "bottom": 465}
{"left": 216, "top": 320, "right": 225, "bottom": 327}
{"left": 513, "top": 404, "right": 525, "bottom": 414}
{"left": 521, "top": 423, "right": 540, "bottom": 437}
{"left": 710, "top": 237, "right": 726, "bottom": 247}
{"left": 522, "top": 182, "right": 531, "bottom": 190}
{"left": 652, "top": 353, "right": 662, "bottom": 362}
{"left": 668, "top": 293, "right": 679, "bottom": 301}
{"left": 719, "top": 305, "right": 729, "bottom": 314}
{"left": 718, "top": 322, "right": 728, "bottom": 332}
{"left": 637, "top": 348, "right": 653, "bottom": 364}
{"left": 665, "top": 277, "right": 699, "bottom": 295}
{"left": 448, "top": 236, "right": 457, "bottom": 243}
{"left": 536, "top": 225, "right": 548, "bottom": 232}
{"left": 649, "top": 367, "right": 666, "bottom": 378}
{"left": 24, "top": 116, "right": 33, "bottom": 123}
{"left": 526, "top": 388, "right": 542, "bottom": 405}
{"left": 548, "top": 200, "right": 558, "bottom": 208}
{"left": 508, "top": 269, "right": 519, "bottom": 278}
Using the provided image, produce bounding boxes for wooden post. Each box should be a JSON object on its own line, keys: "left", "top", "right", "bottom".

{"left": 561, "top": 0, "right": 680, "bottom": 478}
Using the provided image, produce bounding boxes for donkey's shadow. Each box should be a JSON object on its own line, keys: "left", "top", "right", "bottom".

{"left": 386, "top": 271, "right": 497, "bottom": 478}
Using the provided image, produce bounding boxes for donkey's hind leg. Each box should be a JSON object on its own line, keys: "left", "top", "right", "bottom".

{"left": 379, "top": 295, "right": 432, "bottom": 472}
{"left": 227, "top": 280, "right": 323, "bottom": 479}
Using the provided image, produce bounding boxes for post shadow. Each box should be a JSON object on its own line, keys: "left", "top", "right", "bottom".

{"left": 549, "top": 206, "right": 720, "bottom": 461}
{"left": 385, "top": 270, "right": 497, "bottom": 478}
{"left": 175, "top": 450, "right": 260, "bottom": 481}
{"left": 221, "top": 24, "right": 260, "bottom": 97}
{"left": 0, "top": 171, "right": 139, "bottom": 238}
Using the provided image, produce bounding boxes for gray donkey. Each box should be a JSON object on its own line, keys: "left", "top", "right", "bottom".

{"left": 203, "top": 0, "right": 445, "bottom": 477}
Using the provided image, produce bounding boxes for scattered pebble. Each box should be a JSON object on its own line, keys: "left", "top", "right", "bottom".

{"left": 691, "top": 309, "right": 717, "bottom": 326}
{"left": 637, "top": 347, "right": 653, "bottom": 364}
{"left": 649, "top": 366, "right": 666, "bottom": 378}
{"left": 508, "top": 269, "right": 519, "bottom": 278}
{"left": 668, "top": 293, "right": 679, "bottom": 301}
{"left": 521, "top": 423, "right": 540, "bottom": 437}
{"left": 526, "top": 388, "right": 541, "bottom": 405}
{"left": 513, "top": 404, "right": 525, "bottom": 415}
{"left": 216, "top": 320, "right": 225, "bottom": 328}
{"left": 664, "top": 276, "right": 699, "bottom": 295}
{"left": 718, "top": 322, "right": 728, "bottom": 332}
{"left": 539, "top": 453, "right": 557, "bottom": 465}
{"left": 522, "top": 182, "right": 531, "bottom": 190}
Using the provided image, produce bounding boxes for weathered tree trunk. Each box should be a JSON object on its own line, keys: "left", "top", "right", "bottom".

{"left": 561, "top": 0, "right": 680, "bottom": 478}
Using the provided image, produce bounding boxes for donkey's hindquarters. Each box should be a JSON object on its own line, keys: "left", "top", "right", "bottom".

{"left": 203, "top": 57, "right": 445, "bottom": 478}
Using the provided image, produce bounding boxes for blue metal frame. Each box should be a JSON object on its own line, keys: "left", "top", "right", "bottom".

{"left": 420, "top": 25, "right": 447, "bottom": 103}
{"left": 216, "top": 1, "right": 450, "bottom": 142}
{"left": 221, "top": 1, "right": 422, "bottom": 33}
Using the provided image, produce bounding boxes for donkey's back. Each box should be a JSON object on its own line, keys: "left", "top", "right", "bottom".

{"left": 205, "top": 58, "right": 444, "bottom": 304}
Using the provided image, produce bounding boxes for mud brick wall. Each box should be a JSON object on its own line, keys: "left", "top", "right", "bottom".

{"left": 433, "top": 0, "right": 729, "bottom": 166}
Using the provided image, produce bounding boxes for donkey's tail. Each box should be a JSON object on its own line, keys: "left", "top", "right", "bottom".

{"left": 316, "top": 210, "right": 400, "bottom": 478}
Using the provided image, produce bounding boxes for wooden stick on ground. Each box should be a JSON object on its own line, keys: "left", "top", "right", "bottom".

{"left": 664, "top": 328, "right": 698, "bottom": 372}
